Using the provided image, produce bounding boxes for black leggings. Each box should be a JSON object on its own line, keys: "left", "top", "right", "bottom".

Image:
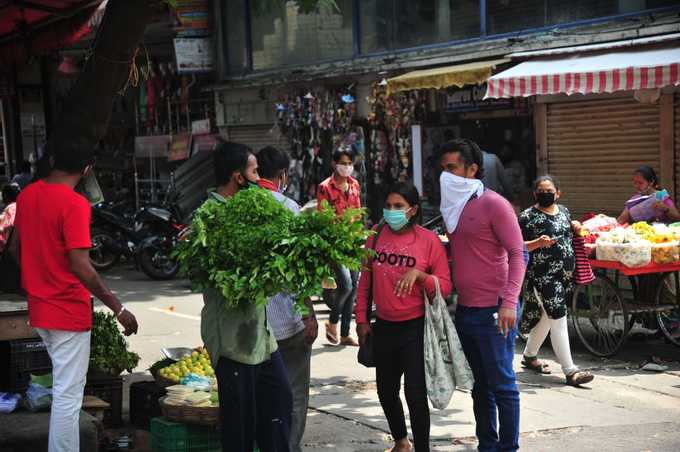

{"left": 373, "top": 316, "right": 429, "bottom": 451}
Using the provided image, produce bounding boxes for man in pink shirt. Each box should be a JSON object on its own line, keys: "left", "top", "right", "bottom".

{"left": 439, "top": 139, "right": 526, "bottom": 452}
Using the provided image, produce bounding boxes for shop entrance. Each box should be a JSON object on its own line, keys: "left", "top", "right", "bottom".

{"left": 420, "top": 103, "right": 535, "bottom": 222}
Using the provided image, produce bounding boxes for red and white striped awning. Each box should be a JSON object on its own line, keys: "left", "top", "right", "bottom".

{"left": 485, "top": 46, "right": 680, "bottom": 99}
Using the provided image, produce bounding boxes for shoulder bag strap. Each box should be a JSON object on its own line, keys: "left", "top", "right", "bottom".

{"left": 366, "top": 222, "right": 386, "bottom": 322}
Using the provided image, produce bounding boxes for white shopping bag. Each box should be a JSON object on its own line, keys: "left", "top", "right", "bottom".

{"left": 424, "top": 277, "right": 474, "bottom": 410}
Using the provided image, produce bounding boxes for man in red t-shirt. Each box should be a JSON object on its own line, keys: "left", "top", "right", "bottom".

{"left": 317, "top": 146, "right": 361, "bottom": 346}
{"left": 13, "top": 147, "right": 138, "bottom": 452}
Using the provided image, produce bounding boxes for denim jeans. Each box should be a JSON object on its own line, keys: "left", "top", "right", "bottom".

{"left": 455, "top": 303, "right": 520, "bottom": 452}
{"left": 325, "top": 265, "right": 358, "bottom": 337}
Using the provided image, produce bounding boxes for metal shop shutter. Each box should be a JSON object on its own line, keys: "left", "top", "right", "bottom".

{"left": 547, "top": 98, "right": 660, "bottom": 219}
{"left": 226, "top": 125, "right": 286, "bottom": 153}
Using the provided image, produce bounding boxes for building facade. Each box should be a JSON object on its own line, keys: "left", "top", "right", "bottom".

{"left": 211, "top": 1, "right": 680, "bottom": 219}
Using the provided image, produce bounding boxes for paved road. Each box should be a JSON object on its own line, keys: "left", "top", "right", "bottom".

{"left": 102, "top": 266, "right": 680, "bottom": 451}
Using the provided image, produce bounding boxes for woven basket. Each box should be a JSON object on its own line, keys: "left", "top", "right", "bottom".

{"left": 159, "top": 397, "right": 220, "bottom": 427}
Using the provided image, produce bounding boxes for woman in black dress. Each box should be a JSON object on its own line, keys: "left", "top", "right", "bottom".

{"left": 518, "top": 175, "right": 594, "bottom": 387}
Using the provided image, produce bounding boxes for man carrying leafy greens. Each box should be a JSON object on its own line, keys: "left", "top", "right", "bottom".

{"left": 200, "top": 141, "right": 293, "bottom": 452}
{"left": 256, "top": 146, "right": 318, "bottom": 452}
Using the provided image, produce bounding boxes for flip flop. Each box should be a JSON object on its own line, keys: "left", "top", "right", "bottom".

{"left": 521, "top": 358, "right": 552, "bottom": 374}
{"left": 325, "top": 321, "right": 339, "bottom": 345}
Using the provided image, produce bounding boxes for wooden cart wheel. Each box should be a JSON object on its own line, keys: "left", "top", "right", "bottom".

{"left": 571, "top": 275, "right": 629, "bottom": 357}
{"left": 655, "top": 271, "right": 680, "bottom": 348}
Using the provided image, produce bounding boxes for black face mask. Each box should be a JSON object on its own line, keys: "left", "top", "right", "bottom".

{"left": 239, "top": 173, "right": 259, "bottom": 190}
{"left": 536, "top": 192, "right": 556, "bottom": 208}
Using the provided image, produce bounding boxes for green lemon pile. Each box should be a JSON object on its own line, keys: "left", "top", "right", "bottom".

{"left": 158, "top": 348, "right": 215, "bottom": 383}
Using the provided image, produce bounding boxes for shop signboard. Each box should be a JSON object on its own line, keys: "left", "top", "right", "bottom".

{"left": 173, "top": 0, "right": 210, "bottom": 36}
{"left": 169, "top": 133, "right": 191, "bottom": 162}
{"left": 174, "top": 38, "right": 214, "bottom": 74}
{"left": 135, "top": 135, "right": 171, "bottom": 158}
{"left": 444, "top": 84, "right": 513, "bottom": 112}
{"left": 191, "top": 119, "right": 210, "bottom": 135}
{"left": 191, "top": 134, "right": 219, "bottom": 155}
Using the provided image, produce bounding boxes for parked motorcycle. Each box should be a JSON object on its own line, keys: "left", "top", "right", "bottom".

{"left": 135, "top": 207, "right": 186, "bottom": 280}
{"left": 89, "top": 202, "right": 185, "bottom": 280}
{"left": 90, "top": 201, "right": 136, "bottom": 271}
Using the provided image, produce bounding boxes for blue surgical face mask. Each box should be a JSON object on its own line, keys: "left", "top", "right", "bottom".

{"left": 383, "top": 208, "right": 412, "bottom": 231}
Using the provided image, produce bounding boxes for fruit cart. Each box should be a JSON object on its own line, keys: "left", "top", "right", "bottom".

{"left": 571, "top": 259, "right": 680, "bottom": 357}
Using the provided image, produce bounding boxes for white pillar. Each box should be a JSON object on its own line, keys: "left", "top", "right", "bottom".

{"left": 412, "top": 125, "right": 423, "bottom": 195}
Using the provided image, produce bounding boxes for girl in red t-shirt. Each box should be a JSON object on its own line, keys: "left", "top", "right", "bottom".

{"left": 356, "top": 182, "right": 452, "bottom": 452}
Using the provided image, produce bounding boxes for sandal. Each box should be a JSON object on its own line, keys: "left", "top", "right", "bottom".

{"left": 566, "top": 370, "right": 594, "bottom": 387}
{"left": 325, "top": 321, "right": 339, "bottom": 345}
{"left": 340, "top": 336, "right": 359, "bottom": 347}
{"left": 521, "top": 356, "right": 552, "bottom": 374}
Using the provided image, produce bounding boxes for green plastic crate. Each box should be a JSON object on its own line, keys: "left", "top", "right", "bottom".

{"left": 150, "top": 417, "right": 221, "bottom": 452}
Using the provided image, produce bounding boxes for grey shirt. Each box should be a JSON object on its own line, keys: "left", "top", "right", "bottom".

{"left": 481, "top": 151, "right": 511, "bottom": 197}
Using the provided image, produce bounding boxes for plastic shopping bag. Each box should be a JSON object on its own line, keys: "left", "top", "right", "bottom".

{"left": 424, "top": 277, "right": 473, "bottom": 410}
{"left": 0, "top": 392, "right": 21, "bottom": 413}
{"left": 24, "top": 382, "right": 52, "bottom": 412}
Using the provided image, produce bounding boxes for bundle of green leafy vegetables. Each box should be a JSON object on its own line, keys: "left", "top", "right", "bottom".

{"left": 175, "top": 188, "right": 371, "bottom": 312}
{"left": 89, "top": 311, "right": 140, "bottom": 375}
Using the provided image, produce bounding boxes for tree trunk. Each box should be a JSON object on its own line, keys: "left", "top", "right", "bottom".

{"left": 37, "top": 0, "right": 153, "bottom": 178}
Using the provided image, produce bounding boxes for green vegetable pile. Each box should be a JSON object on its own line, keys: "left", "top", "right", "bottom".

{"left": 175, "top": 188, "right": 371, "bottom": 312}
{"left": 89, "top": 311, "right": 140, "bottom": 375}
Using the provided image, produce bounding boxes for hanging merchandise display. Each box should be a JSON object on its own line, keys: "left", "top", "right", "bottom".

{"left": 366, "top": 81, "right": 426, "bottom": 218}
{"left": 368, "top": 82, "right": 426, "bottom": 184}
{"left": 275, "top": 86, "right": 362, "bottom": 206}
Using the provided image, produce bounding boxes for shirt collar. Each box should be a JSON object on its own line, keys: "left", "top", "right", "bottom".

{"left": 329, "top": 175, "right": 355, "bottom": 191}
{"left": 209, "top": 192, "right": 227, "bottom": 203}
{"left": 257, "top": 179, "right": 278, "bottom": 192}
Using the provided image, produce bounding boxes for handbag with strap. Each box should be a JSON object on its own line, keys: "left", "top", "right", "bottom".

{"left": 572, "top": 235, "right": 595, "bottom": 285}
{"left": 357, "top": 222, "right": 386, "bottom": 368}
{"left": 0, "top": 227, "right": 22, "bottom": 293}
{"left": 423, "top": 276, "right": 474, "bottom": 409}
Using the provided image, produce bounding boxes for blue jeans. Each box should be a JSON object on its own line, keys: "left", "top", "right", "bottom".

{"left": 325, "top": 265, "right": 358, "bottom": 337}
{"left": 455, "top": 303, "right": 520, "bottom": 452}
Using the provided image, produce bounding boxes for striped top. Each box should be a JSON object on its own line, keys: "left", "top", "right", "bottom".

{"left": 265, "top": 189, "right": 305, "bottom": 341}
